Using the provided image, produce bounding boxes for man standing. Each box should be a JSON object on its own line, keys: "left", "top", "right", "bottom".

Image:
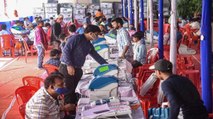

{"left": 111, "top": 17, "right": 133, "bottom": 62}
{"left": 59, "top": 25, "right": 107, "bottom": 112}
{"left": 25, "top": 72, "right": 75, "bottom": 119}
{"left": 149, "top": 59, "right": 208, "bottom": 119}
{"left": 51, "top": 16, "right": 62, "bottom": 43}
{"left": 34, "top": 20, "right": 48, "bottom": 69}
{"left": 84, "top": 12, "right": 92, "bottom": 25}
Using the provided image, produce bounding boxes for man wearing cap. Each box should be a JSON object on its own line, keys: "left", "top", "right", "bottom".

{"left": 150, "top": 59, "right": 208, "bottom": 119}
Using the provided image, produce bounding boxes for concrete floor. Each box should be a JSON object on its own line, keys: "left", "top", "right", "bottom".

{"left": 0, "top": 51, "right": 49, "bottom": 119}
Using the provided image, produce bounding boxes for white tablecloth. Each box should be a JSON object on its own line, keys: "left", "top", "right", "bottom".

{"left": 75, "top": 49, "right": 145, "bottom": 119}
{"left": 75, "top": 75, "right": 145, "bottom": 119}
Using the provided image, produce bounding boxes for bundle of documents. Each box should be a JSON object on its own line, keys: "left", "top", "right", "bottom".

{"left": 81, "top": 102, "right": 132, "bottom": 119}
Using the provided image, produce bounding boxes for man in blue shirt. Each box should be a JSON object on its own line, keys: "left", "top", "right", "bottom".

{"left": 59, "top": 25, "right": 107, "bottom": 115}
{"left": 76, "top": 23, "right": 87, "bottom": 34}
{"left": 149, "top": 59, "right": 208, "bottom": 119}
{"left": 45, "top": 49, "right": 61, "bottom": 67}
{"left": 83, "top": 12, "right": 92, "bottom": 25}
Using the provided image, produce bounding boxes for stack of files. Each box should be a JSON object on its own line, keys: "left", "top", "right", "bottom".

{"left": 81, "top": 102, "right": 132, "bottom": 119}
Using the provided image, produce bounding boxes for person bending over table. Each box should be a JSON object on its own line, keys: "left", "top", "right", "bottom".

{"left": 149, "top": 59, "right": 208, "bottom": 119}
{"left": 59, "top": 25, "right": 108, "bottom": 116}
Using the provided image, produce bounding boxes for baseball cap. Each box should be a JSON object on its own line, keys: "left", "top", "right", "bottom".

{"left": 149, "top": 59, "right": 173, "bottom": 71}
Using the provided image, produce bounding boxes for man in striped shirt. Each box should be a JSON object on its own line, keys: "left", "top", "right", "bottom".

{"left": 111, "top": 17, "right": 133, "bottom": 62}
{"left": 25, "top": 72, "right": 75, "bottom": 119}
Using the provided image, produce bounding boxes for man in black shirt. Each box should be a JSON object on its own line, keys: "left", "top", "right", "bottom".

{"left": 149, "top": 59, "right": 208, "bottom": 119}
{"left": 51, "top": 16, "right": 62, "bottom": 48}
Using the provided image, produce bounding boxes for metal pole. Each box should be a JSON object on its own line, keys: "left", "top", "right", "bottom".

{"left": 140, "top": 0, "right": 144, "bottom": 31}
{"left": 128, "top": 0, "right": 131, "bottom": 25}
{"left": 130, "top": 0, "right": 134, "bottom": 25}
{"left": 149, "top": 0, "right": 154, "bottom": 47}
{"left": 125, "top": 0, "right": 128, "bottom": 18}
{"left": 134, "top": 0, "right": 138, "bottom": 30}
{"left": 122, "top": 0, "right": 124, "bottom": 17}
{"left": 200, "top": 0, "right": 212, "bottom": 113}
{"left": 147, "top": 0, "right": 149, "bottom": 30}
{"left": 169, "top": 0, "right": 177, "bottom": 74}
{"left": 158, "top": 0, "right": 164, "bottom": 59}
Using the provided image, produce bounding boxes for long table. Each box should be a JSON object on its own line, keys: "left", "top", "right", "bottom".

{"left": 74, "top": 59, "right": 145, "bottom": 119}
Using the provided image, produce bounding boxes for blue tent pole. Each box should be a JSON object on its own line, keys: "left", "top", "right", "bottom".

{"left": 200, "top": 0, "right": 212, "bottom": 113}
{"left": 125, "top": 0, "right": 128, "bottom": 18}
{"left": 158, "top": 0, "right": 164, "bottom": 59}
{"left": 140, "top": 0, "right": 144, "bottom": 31}
{"left": 130, "top": 0, "right": 134, "bottom": 25}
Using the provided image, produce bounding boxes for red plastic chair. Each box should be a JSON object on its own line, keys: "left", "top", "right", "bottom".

{"left": 43, "top": 64, "right": 59, "bottom": 75}
{"left": 144, "top": 20, "right": 148, "bottom": 30}
{"left": 163, "top": 24, "right": 170, "bottom": 34}
{"left": 22, "top": 76, "right": 44, "bottom": 89}
{"left": 176, "top": 56, "right": 195, "bottom": 71}
{"left": 15, "top": 86, "right": 38, "bottom": 105}
{"left": 146, "top": 48, "right": 159, "bottom": 64}
{"left": 19, "top": 103, "right": 26, "bottom": 119}
{"left": 138, "top": 77, "right": 160, "bottom": 118}
{"left": 179, "top": 69, "right": 200, "bottom": 90}
{"left": 135, "top": 64, "right": 151, "bottom": 78}
{"left": 209, "top": 113, "right": 213, "bottom": 119}
{"left": 132, "top": 67, "right": 139, "bottom": 78}
{"left": 23, "top": 40, "right": 37, "bottom": 63}
{"left": 0, "top": 34, "right": 15, "bottom": 57}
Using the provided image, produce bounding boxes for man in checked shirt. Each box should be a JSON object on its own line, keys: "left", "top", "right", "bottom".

{"left": 59, "top": 25, "right": 108, "bottom": 116}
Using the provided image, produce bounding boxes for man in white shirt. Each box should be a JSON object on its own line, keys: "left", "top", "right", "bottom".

{"left": 111, "top": 17, "right": 133, "bottom": 62}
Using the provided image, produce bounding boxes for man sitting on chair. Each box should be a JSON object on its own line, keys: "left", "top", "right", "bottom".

{"left": 45, "top": 49, "right": 61, "bottom": 67}
{"left": 25, "top": 72, "right": 75, "bottom": 119}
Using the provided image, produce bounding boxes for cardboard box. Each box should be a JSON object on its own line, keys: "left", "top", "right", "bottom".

{"left": 44, "top": 3, "right": 57, "bottom": 8}
{"left": 101, "top": 3, "right": 113, "bottom": 8}
{"left": 33, "top": 8, "right": 44, "bottom": 13}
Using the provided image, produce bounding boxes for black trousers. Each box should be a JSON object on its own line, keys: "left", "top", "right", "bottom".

{"left": 59, "top": 64, "right": 83, "bottom": 104}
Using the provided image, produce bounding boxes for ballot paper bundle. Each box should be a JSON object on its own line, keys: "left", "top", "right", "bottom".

{"left": 81, "top": 102, "right": 132, "bottom": 119}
